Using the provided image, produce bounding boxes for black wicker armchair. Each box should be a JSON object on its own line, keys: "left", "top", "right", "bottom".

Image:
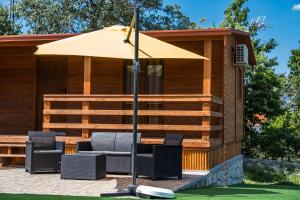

{"left": 25, "top": 131, "right": 65, "bottom": 174}
{"left": 137, "top": 134, "right": 183, "bottom": 180}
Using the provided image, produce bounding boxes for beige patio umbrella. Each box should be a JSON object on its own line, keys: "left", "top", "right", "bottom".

{"left": 35, "top": 25, "right": 207, "bottom": 60}
{"left": 35, "top": 21, "right": 207, "bottom": 194}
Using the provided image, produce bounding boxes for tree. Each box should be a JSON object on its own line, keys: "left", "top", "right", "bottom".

{"left": 15, "top": 0, "right": 79, "bottom": 34}
{"left": 141, "top": 4, "right": 196, "bottom": 30}
{"left": 0, "top": 3, "right": 20, "bottom": 35}
{"left": 257, "top": 111, "right": 300, "bottom": 161}
{"left": 15, "top": 0, "right": 196, "bottom": 34}
{"left": 221, "top": 0, "right": 249, "bottom": 31}
{"left": 286, "top": 42, "right": 300, "bottom": 110}
{"left": 221, "top": 0, "right": 285, "bottom": 157}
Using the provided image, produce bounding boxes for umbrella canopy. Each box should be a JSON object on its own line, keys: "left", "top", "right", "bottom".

{"left": 35, "top": 25, "right": 207, "bottom": 60}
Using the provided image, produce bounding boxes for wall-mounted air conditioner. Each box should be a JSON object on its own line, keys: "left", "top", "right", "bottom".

{"left": 235, "top": 44, "right": 248, "bottom": 65}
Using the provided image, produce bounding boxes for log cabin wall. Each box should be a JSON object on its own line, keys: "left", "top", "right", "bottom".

{"left": 163, "top": 41, "right": 204, "bottom": 139}
{"left": 0, "top": 46, "right": 36, "bottom": 135}
{"left": 90, "top": 57, "right": 124, "bottom": 132}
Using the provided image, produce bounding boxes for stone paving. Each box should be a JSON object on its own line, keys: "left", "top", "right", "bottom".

{"left": 0, "top": 167, "right": 205, "bottom": 197}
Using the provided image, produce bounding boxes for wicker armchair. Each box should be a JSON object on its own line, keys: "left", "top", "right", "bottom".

{"left": 137, "top": 134, "right": 183, "bottom": 180}
{"left": 25, "top": 131, "right": 65, "bottom": 174}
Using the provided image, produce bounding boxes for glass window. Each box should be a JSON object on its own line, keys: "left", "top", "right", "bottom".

{"left": 123, "top": 61, "right": 163, "bottom": 125}
{"left": 125, "top": 65, "right": 134, "bottom": 94}
{"left": 147, "top": 64, "right": 163, "bottom": 94}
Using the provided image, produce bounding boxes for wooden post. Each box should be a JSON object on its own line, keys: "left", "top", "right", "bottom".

{"left": 43, "top": 101, "right": 51, "bottom": 132}
{"left": 82, "top": 56, "right": 91, "bottom": 138}
{"left": 202, "top": 40, "right": 213, "bottom": 141}
{"left": 84, "top": 56, "right": 91, "bottom": 94}
{"left": 203, "top": 40, "right": 212, "bottom": 95}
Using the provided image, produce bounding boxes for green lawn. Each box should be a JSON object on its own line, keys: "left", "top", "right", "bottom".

{"left": 1, "top": 184, "right": 300, "bottom": 200}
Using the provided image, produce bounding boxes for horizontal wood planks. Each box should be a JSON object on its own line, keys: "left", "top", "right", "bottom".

{"left": 43, "top": 123, "right": 223, "bottom": 131}
{"left": 0, "top": 154, "right": 25, "bottom": 158}
{"left": 44, "top": 94, "right": 223, "bottom": 104}
{"left": 43, "top": 94, "right": 224, "bottom": 134}
{"left": 0, "top": 46, "right": 36, "bottom": 135}
{"left": 44, "top": 109, "right": 223, "bottom": 117}
{"left": 0, "top": 135, "right": 218, "bottom": 148}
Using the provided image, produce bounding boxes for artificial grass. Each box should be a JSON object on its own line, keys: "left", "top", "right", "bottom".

{"left": 0, "top": 184, "right": 300, "bottom": 200}
{"left": 175, "top": 184, "right": 300, "bottom": 200}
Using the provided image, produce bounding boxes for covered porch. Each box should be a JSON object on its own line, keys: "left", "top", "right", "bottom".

{"left": 0, "top": 29, "right": 254, "bottom": 170}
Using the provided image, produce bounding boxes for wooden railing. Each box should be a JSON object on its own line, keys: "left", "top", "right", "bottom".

{"left": 43, "top": 94, "right": 223, "bottom": 138}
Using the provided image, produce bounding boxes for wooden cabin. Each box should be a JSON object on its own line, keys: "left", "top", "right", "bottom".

{"left": 0, "top": 29, "right": 255, "bottom": 170}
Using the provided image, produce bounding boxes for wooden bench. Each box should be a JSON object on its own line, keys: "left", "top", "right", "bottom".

{"left": 0, "top": 143, "right": 26, "bottom": 166}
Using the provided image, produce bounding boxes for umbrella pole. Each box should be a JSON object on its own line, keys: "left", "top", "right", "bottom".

{"left": 129, "top": 5, "right": 139, "bottom": 195}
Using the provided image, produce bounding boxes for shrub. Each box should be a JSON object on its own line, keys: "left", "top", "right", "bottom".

{"left": 244, "top": 165, "right": 300, "bottom": 185}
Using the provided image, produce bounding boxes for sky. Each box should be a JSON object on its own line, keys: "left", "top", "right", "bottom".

{"left": 164, "top": 0, "right": 300, "bottom": 74}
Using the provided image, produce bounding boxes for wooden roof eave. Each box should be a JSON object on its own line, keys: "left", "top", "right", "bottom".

{"left": 0, "top": 33, "right": 77, "bottom": 47}
{"left": 0, "top": 28, "right": 256, "bottom": 66}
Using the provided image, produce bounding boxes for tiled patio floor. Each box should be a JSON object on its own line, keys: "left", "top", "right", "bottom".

{"left": 0, "top": 167, "right": 207, "bottom": 197}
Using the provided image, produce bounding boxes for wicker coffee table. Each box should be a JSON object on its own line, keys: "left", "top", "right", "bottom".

{"left": 61, "top": 153, "right": 106, "bottom": 180}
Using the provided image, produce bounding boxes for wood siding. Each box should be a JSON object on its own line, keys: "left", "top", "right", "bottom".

{"left": 223, "top": 36, "right": 236, "bottom": 143}
{"left": 0, "top": 47, "right": 36, "bottom": 135}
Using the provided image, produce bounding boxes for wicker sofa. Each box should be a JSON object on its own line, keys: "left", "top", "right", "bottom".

{"left": 76, "top": 132, "right": 141, "bottom": 174}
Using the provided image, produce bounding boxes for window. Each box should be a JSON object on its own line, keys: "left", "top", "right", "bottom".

{"left": 125, "top": 65, "right": 134, "bottom": 94}
{"left": 123, "top": 60, "right": 163, "bottom": 125}
{"left": 146, "top": 64, "right": 163, "bottom": 94}
{"left": 146, "top": 64, "right": 163, "bottom": 124}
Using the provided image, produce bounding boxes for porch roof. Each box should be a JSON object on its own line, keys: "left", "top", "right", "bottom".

{"left": 0, "top": 28, "right": 256, "bottom": 65}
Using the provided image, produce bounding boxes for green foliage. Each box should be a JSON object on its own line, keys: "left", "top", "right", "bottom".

{"left": 221, "top": 0, "right": 249, "bottom": 31}
{"left": 0, "top": 3, "right": 20, "bottom": 35}
{"left": 244, "top": 165, "right": 300, "bottom": 185}
{"left": 141, "top": 4, "right": 197, "bottom": 30}
{"left": 15, "top": 0, "right": 83, "bottom": 34}
{"left": 244, "top": 111, "right": 300, "bottom": 161}
{"left": 15, "top": 0, "right": 196, "bottom": 34}
{"left": 258, "top": 111, "right": 300, "bottom": 160}
{"left": 286, "top": 42, "right": 300, "bottom": 110}
{"left": 244, "top": 165, "right": 290, "bottom": 184}
{"left": 222, "top": 0, "right": 286, "bottom": 159}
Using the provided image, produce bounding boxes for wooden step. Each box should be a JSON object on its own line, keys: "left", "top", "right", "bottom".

{"left": 0, "top": 154, "right": 25, "bottom": 158}
{"left": 0, "top": 144, "right": 26, "bottom": 147}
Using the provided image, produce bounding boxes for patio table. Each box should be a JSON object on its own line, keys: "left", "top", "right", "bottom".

{"left": 61, "top": 153, "right": 106, "bottom": 180}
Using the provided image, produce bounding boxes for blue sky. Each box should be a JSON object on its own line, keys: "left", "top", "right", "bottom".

{"left": 165, "top": 0, "right": 300, "bottom": 74}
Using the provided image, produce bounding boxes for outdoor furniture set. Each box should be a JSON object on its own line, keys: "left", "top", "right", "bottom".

{"left": 25, "top": 131, "right": 183, "bottom": 180}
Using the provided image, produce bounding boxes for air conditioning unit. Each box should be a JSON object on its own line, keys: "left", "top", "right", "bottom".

{"left": 235, "top": 44, "right": 249, "bottom": 65}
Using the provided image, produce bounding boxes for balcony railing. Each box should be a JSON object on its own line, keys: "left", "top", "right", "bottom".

{"left": 43, "top": 94, "right": 223, "bottom": 138}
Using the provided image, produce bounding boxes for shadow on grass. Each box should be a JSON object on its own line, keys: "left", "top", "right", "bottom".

{"left": 178, "top": 184, "right": 282, "bottom": 197}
